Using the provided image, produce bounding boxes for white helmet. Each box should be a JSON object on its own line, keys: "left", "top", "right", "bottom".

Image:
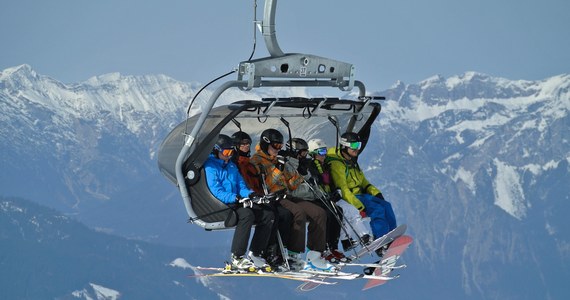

{"left": 308, "top": 138, "right": 327, "bottom": 152}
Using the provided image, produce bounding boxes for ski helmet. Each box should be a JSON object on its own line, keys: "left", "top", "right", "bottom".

{"left": 231, "top": 131, "right": 252, "bottom": 157}
{"left": 231, "top": 131, "right": 252, "bottom": 145}
{"left": 213, "top": 134, "right": 235, "bottom": 156}
{"left": 308, "top": 138, "right": 327, "bottom": 156}
{"left": 340, "top": 132, "right": 362, "bottom": 152}
{"left": 286, "top": 138, "right": 309, "bottom": 157}
{"left": 260, "top": 128, "right": 284, "bottom": 153}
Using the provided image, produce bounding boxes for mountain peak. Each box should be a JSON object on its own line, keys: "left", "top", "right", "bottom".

{"left": 0, "top": 64, "right": 37, "bottom": 82}
{"left": 85, "top": 72, "right": 123, "bottom": 85}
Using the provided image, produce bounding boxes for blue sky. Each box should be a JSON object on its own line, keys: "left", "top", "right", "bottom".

{"left": 1, "top": 0, "right": 569, "bottom": 91}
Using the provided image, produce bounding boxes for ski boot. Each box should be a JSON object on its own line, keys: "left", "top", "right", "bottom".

{"left": 324, "top": 249, "right": 350, "bottom": 263}
{"left": 248, "top": 251, "right": 273, "bottom": 273}
{"left": 375, "top": 243, "right": 390, "bottom": 258}
{"left": 229, "top": 254, "right": 257, "bottom": 273}
{"left": 360, "top": 234, "right": 372, "bottom": 246}
{"left": 341, "top": 238, "right": 359, "bottom": 252}
{"left": 304, "top": 250, "right": 338, "bottom": 273}
{"left": 287, "top": 251, "right": 305, "bottom": 272}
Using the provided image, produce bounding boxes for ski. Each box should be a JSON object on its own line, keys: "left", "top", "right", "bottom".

{"left": 362, "top": 235, "right": 413, "bottom": 290}
{"left": 192, "top": 267, "right": 338, "bottom": 285}
{"left": 297, "top": 279, "right": 327, "bottom": 292}
{"left": 293, "top": 225, "right": 409, "bottom": 292}
{"left": 193, "top": 265, "right": 397, "bottom": 289}
{"left": 335, "top": 261, "right": 406, "bottom": 269}
{"left": 294, "top": 268, "right": 398, "bottom": 292}
{"left": 349, "top": 224, "right": 407, "bottom": 261}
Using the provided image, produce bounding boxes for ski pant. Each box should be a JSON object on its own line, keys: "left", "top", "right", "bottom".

{"left": 266, "top": 204, "right": 293, "bottom": 253}
{"left": 336, "top": 199, "right": 371, "bottom": 240}
{"left": 279, "top": 197, "right": 327, "bottom": 253}
{"left": 231, "top": 205, "right": 275, "bottom": 257}
{"left": 355, "top": 194, "right": 397, "bottom": 239}
{"left": 315, "top": 200, "right": 342, "bottom": 251}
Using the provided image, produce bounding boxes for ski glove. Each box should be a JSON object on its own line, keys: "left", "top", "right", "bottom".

{"left": 276, "top": 155, "right": 287, "bottom": 171}
{"left": 375, "top": 193, "right": 385, "bottom": 200}
{"left": 239, "top": 198, "right": 253, "bottom": 208}
{"left": 249, "top": 192, "right": 262, "bottom": 199}
{"left": 328, "top": 191, "right": 342, "bottom": 203}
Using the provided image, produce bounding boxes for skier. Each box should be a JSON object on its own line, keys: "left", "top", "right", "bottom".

{"left": 307, "top": 138, "right": 372, "bottom": 256}
{"left": 250, "top": 129, "right": 336, "bottom": 272}
{"left": 203, "top": 134, "right": 275, "bottom": 271}
{"left": 327, "top": 132, "right": 397, "bottom": 257}
{"left": 231, "top": 131, "right": 293, "bottom": 269}
{"left": 284, "top": 138, "right": 348, "bottom": 263}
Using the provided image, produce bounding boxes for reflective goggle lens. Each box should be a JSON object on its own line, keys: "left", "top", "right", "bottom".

{"left": 316, "top": 147, "right": 327, "bottom": 156}
{"left": 349, "top": 141, "right": 362, "bottom": 150}
{"left": 221, "top": 149, "right": 234, "bottom": 156}
{"left": 271, "top": 143, "right": 283, "bottom": 150}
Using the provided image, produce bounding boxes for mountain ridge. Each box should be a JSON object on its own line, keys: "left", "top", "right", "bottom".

{"left": 1, "top": 64, "right": 568, "bottom": 299}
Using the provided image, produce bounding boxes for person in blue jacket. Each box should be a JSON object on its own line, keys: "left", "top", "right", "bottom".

{"left": 203, "top": 134, "right": 275, "bottom": 271}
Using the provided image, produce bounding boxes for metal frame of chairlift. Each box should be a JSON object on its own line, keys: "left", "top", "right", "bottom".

{"left": 161, "top": 0, "right": 381, "bottom": 230}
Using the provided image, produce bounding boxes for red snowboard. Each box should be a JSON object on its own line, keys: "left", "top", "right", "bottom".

{"left": 362, "top": 235, "right": 413, "bottom": 290}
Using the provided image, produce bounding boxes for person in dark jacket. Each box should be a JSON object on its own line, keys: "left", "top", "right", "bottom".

{"left": 250, "top": 129, "right": 335, "bottom": 272}
{"left": 231, "top": 131, "right": 292, "bottom": 269}
{"left": 204, "top": 134, "right": 275, "bottom": 271}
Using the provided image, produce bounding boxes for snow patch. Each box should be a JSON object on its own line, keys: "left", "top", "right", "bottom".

{"left": 407, "top": 146, "right": 415, "bottom": 156}
{"left": 90, "top": 283, "right": 120, "bottom": 300}
{"left": 521, "top": 160, "right": 561, "bottom": 175}
{"left": 492, "top": 159, "right": 528, "bottom": 220}
{"left": 452, "top": 167, "right": 476, "bottom": 193}
{"left": 169, "top": 257, "right": 193, "bottom": 269}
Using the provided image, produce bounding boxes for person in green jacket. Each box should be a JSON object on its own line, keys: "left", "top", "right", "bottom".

{"left": 327, "top": 132, "right": 397, "bottom": 254}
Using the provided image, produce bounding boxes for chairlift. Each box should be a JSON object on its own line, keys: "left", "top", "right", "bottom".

{"left": 157, "top": 0, "right": 384, "bottom": 230}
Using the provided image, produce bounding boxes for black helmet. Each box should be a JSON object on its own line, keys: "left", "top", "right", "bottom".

{"left": 340, "top": 132, "right": 362, "bottom": 152}
{"left": 231, "top": 131, "right": 252, "bottom": 157}
{"left": 260, "top": 128, "right": 284, "bottom": 153}
{"left": 231, "top": 131, "right": 252, "bottom": 144}
{"left": 214, "top": 134, "right": 234, "bottom": 152}
{"left": 286, "top": 138, "right": 309, "bottom": 157}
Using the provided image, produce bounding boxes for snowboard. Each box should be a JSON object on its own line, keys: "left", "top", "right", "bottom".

{"left": 348, "top": 224, "right": 407, "bottom": 260}
{"left": 361, "top": 234, "right": 413, "bottom": 290}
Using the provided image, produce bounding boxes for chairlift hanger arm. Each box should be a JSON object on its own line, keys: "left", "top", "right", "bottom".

{"left": 239, "top": 54, "right": 355, "bottom": 91}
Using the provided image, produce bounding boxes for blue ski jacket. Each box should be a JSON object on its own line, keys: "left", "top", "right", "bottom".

{"left": 204, "top": 154, "right": 253, "bottom": 204}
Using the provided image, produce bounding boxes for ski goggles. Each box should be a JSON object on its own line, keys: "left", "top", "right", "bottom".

{"left": 237, "top": 139, "right": 252, "bottom": 146}
{"left": 341, "top": 141, "right": 362, "bottom": 150}
{"left": 221, "top": 148, "right": 235, "bottom": 156}
{"left": 314, "top": 147, "right": 327, "bottom": 156}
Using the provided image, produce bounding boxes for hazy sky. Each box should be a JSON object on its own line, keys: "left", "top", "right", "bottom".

{"left": 1, "top": 0, "right": 569, "bottom": 91}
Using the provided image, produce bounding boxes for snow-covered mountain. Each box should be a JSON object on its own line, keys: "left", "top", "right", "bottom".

{"left": 0, "top": 196, "right": 218, "bottom": 299}
{"left": 362, "top": 72, "right": 570, "bottom": 299}
{"left": 1, "top": 65, "right": 569, "bottom": 299}
{"left": 0, "top": 64, "right": 307, "bottom": 246}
